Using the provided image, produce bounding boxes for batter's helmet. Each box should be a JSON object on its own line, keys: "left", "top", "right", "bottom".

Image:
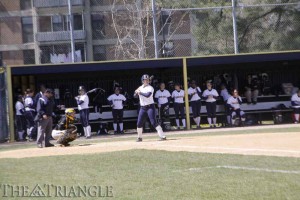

{"left": 141, "top": 74, "right": 150, "bottom": 81}
{"left": 78, "top": 86, "right": 85, "bottom": 92}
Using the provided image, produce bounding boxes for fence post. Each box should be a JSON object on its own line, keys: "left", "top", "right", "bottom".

{"left": 6, "top": 66, "right": 15, "bottom": 142}
{"left": 151, "top": 0, "right": 159, "bottom": 58}
{"left": 232, "top": 0, "right": 239, "bottom": 54}
{"left": 183, "top": 57, "right": 191, "bottom": 130}
{"left": 68, "top": 0, "right": 76, "bottom": 62}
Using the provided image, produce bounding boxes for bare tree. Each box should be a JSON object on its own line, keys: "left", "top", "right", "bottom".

{"left": 109, "top": 0, "right": 189, "bottom": 60}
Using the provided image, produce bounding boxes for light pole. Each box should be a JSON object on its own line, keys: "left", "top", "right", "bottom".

{"left": 151, "top": 0, "right": 159, "bottom": 58}
{"left": 68, "top": 0, "right": 76, "bottom": 62}
{"left": 232, "top": 0, "right": 239, "bottom": 54}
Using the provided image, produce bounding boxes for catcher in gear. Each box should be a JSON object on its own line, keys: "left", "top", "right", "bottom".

{"left": 52, "top": 108, "right": 78, "bottom": 146}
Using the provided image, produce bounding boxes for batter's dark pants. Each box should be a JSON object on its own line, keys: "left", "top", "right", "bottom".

{"left": 206, "top": 102, "right": 217, "bottom": 118}
{"left": 137, "top": 104, "right": 158, "bottom": 128}
{"left": 174, "top": 103, "right": 185, "bottom": 119}
{"left": 79, "top": 109, "right": 90, "bottom": 127}
{"left": 190, "top": 100, "right": 201, "bottom": 118}
{"left": 112, "top": 109, "right": 124, "bottom": 123}
{"left": 16, "top": 115, "right": 26, "bottom": 132}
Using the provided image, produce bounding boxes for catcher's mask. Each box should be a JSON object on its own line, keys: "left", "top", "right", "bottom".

{"left": 65, "top": 108, "right": 75, "bottom": 114}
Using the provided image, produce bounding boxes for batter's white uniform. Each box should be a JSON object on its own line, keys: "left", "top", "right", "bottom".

{"left": 137, "top": 85, "right": 154, "bottom": 106}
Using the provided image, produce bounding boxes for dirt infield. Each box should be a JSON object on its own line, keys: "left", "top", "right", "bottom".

{"left": 0, "top": 128, "right": 299, "bottom": 159}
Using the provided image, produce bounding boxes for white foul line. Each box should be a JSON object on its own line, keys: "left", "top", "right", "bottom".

{"left": 174, "top": 166, "right": 300, "bottom": 174}
{"left": 155, "top": 144, "right": 300, "bottom": 154}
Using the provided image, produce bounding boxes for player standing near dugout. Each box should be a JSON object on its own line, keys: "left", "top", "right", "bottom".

{"left": 154, "top": 82, "right": 171, "bottom": 120}
{"left": 107, "top": 87, "right": 126, "bottom": 134}
{"left": 15, "top": 95, "right": 26, "bottom": 141}
{"left": 227, "top": 89, "right": 246, "bottom": 126}
{"left": 171, "top": 83, "right": 186, "bottom": 130}
{"left": 202, "top": 81, "right": 219, "bottom": 128}
{"left": 134, "top": 74, "right": 167, "bottom": 142}
{"left": 24, "top": 89, "right": 36, "bottom": 141}
{"left": 220, "top": 84, "right": 232, "bottom": 126}
{"left": 36, "top": 89, "right": 55, "bottom": 148}
{"left": 188, "top": 80, "right": 202, "bottom": 129}
{"left": 75, "top": 86, "right": 91, "bottom": 138}
{"left": 291, "top": 90, "right": 300, "bottom": 123}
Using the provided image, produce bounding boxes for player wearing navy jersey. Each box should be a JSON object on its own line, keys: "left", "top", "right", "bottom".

{"left": 188, "top": 80, "right": 202, "bottom": 129}
{"left": 24, "top": 89, "right": 36, "bottom": 141}
{"left": 134, "top": 74, "right": 166, "bottom": 142}
{"left": 291, "top": 90, "right": 300, "bottom": 123}
{"left": 154, "top": 82, "right": 171, "bottom": 120}
{"left": 36, "top": 89, "right": 55, "bottom": 148}
{"left": 227, "top": 89, "right": 246, "bottom": 126}
{"left": 107, "top": 87, "right": 127, "bottom": 134}
{"left": 172, "top": 83, "right": 186, "bottom": 129}
{"left": 75, "top": 86, "right": 91, "bottom": 138}
{"left": 202, "top": 81, "right": 219, "bottom": 128}
{"left": 15, "top": 95, "right": 26, "bottom": 141}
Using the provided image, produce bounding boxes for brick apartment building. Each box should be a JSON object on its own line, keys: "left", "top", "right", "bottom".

{"left": 0, "top": 0, "right": 194, "bottom": 66}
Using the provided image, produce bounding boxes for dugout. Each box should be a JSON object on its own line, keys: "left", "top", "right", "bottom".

{"left": 6, "top": 51, "right": 300, "bottom": 141}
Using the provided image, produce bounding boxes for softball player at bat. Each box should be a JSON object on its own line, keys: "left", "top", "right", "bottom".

{"left": 188, "top": 80, "right": 202, "bottom": 129}
{"left": 291, "top": 90, "right": 300, "bottom": 123}
{"left": 202, "top": 81, "right": 219, "bottom": 128}
{"left": 134, "top": 74, "right": 166, "bottom": 142}
{"left": 107, "top": 87, "right": 126, "bottom": 134}
{"left": 154, "top": 82, "right": 171, "bottom": 119}
{"left": 227, "top": 89, "right": 246, "bottom": 126}
{"left": 75, "top": 86, "right": 91, "bottom": 138}
{"left": 172, "top": 83, "right": 186, "bottom": 130}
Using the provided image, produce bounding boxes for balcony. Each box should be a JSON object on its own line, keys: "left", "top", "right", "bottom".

{"left": 33, "top": 0, "right": 84, "bottom": 8}
{"left": 36, "top": 30, "right": 86, "bottom": 42}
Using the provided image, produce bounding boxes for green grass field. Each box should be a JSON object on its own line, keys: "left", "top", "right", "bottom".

{"left": 0, "top": 150, "right": 299, "bottom": 200}
{"left": 1, "top": 126, "right": 300, "bottom": 199}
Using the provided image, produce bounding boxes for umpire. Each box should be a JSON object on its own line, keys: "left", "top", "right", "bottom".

{"left": 36, "top": 89, "right": 55, "bottom": 148}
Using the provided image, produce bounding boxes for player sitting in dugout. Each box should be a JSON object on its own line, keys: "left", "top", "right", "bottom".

{"left": 291, "top": 90, "right": 300, "bottom": 123}
{"left": 227, "top": 89, "right": 246, "bottom": 126}
{"left": 51, "top": 108, "right": 78, "bottom": 146}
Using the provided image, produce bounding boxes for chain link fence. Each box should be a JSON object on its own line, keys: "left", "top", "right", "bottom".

{"left": 0, "top": 0, "right": 299, "bottom": 65}
{"left": 0, "top": 69, "right": 8, "bottom": 142}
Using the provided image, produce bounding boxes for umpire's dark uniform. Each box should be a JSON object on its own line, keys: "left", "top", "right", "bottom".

{"left": 36, "top": 89, "right": 55, "bottom": 148}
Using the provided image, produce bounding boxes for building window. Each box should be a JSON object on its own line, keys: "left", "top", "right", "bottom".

{"left": 74, "top": 14, "right": 83, "bottom": 30}
{"left": 52, "top": 16, "right": 64, "bottom": 31}
{"left": 90, "top": 0, "right": 104, "bottom": 6}
{"left": 20, "top": 0, "right": 32, "bottom": 10}
{"left": 40, "top": 43, "right": 86, "bottom": 64}
{"left": 161, "top": 41, "right": 175, "bottom": 57}
{"left": 91, "top": 14, "right": 105, "bottom": 39}
{"left": 93, "top": 45, "right": 106, "bottom": 61}
{"left": 39, "top": 15, "right": 83, "bottom": 32}
{"left": 23, "top": 50, "right": 35, "bottom": 64}
{"left": 22, "top": 17, "right": 33, "bottom": 43}
{"left": 39, "top": 16, "right": 52, "bottom": 32}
